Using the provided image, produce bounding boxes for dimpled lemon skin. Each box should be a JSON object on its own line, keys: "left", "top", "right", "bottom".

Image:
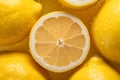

{"left": 0, "top": 52, "right": 47, "bottom": 80}
{"left": 69, "top": 56, "right": 120, "bottom": 80}
{"left": 0, "top": 0, "right": 42, "bottom": 46}
{"left": 92, "top": 0, "right": 120, "bottom": 63}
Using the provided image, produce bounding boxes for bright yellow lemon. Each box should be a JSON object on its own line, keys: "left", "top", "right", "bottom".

{"left": 0, "top": 52, "right": 49, "bottom": 80}
{"left": 0, "top": 0, "right": 42, "bottom": 46}
{"left": 92, "top": 0, "right": 120, "bottom": 63}
{"left": 69, "top": 56, "right": 120, "bottom": 80}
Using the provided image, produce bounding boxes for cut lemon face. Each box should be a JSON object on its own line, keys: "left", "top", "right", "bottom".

{"left": 29, "top": 11, "right": 90, "bottom": 72}
{"left": 58, "top": 0, "right": 98, "bottom": 9}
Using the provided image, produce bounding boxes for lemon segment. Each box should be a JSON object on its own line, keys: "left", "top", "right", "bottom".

{"left": 29, "top": 11, "right": 90, "bottom": 72}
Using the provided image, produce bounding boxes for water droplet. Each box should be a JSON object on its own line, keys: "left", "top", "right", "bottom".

{"left": 101, "top": 42, "right": 104, "bottom": 45}
{"left": 109, "top": 25, "right": 113, "bottom": 29}
{"left": 45, "top": 56, "right": 51, "bottom": 59}
{"left": 105, "top": 28, "right": 108, "bottom": 31}
{"left": 54, "top": 29, "right": 57, "bottom": 32}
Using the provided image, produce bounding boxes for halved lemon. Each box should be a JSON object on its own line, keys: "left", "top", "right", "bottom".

{"left": 29, "top": 11, "right": 90, "bottom": 72}
{"left": 58, "top": 0, "right": 98, "bottom": 9}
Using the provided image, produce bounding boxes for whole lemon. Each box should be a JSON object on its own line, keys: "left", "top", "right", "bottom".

{"left": 0, "top": 0, "right": 42, "bottom": 46}
{"left": 0, "top": 52, "right": 49, "bottom": 80}
{"left": 91, "top": 0, "right": 120, "bottom": 63}
{"left": 69, "top": 56, "right": 120, "bottom": 80}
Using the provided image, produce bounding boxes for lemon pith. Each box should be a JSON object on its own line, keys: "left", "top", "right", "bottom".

{"left": 58, "top": 0, "right": 98, "bottom": 9}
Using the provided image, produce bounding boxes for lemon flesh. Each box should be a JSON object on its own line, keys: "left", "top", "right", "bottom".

{"left": 70, "top": 56, "right": 120, "bottom": 80}
{"left": 0, "top": 0, "right": 42, "bottom": 46}
{"left": 92, "top": 0, "right": 120, "bottom": 63}
{"left": 29, "top": 11, "right": 90, "bottom": 72}
{"left": 0, "top": 52, "right": 48, "bottom": 80}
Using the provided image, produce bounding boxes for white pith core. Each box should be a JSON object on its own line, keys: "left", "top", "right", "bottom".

{"left": 56, "top": 39, "right": 64, "bottom": 47}
{"left": 67, "top": 0, "right": 94, "bottom": 5}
